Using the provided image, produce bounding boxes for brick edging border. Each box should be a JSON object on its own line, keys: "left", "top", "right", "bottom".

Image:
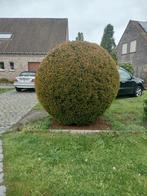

{"left": 0, "top": 140, "right": 6, "bottom": 195}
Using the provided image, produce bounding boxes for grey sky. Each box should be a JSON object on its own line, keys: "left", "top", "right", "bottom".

{"left": 0, "top": 0, "right": 147, "bottom": 44}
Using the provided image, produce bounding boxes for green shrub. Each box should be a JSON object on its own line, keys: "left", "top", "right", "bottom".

{"left": 144, "top": 65, "right": 147, "bottom": 84}
{"left": 36, "top": 41, "right": 119, "bottom": 125}
{"left": 144, "top": 99, "right": 147, "bottom": 117}
{"left": 120, "top": 63, "right": 134, "bottom": 74}
{"left": 0, "top": 78, "right": 13, "bottom": 84}
{"left": 144, "top": 73, "right": 147, "bottom": 84}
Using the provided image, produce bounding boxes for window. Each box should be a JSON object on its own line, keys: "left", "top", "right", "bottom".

{"left": 122, "top": 43, "right": 128, "bottom": 55}
{"left": 0, "top": 62, "right": 4, "bottom": 69}
{"left": 0, "top": 33, "right": 12, "bottom": 39}
{"left": 130, "top": 40, "right": 137, "bottom": 53}
{"left": 119, "top": 69, "right": 131, "bottom": 81}
{"left": 20, "top": 71, "right": 36, "bottom": 77}
{"left": 10, "top": 62, "right": 14, "bottom": 70}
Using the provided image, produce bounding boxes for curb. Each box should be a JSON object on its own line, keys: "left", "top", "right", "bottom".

{"left": 0, "top": 140, "right": 6, "bottom": 196}
{"left": 48, "top": 129, "right": 147, "bottom": 134}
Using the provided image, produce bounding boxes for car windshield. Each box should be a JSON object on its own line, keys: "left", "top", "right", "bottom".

{"left": 118, "top": 69, "right": 132, "bottom": 80}
{"left": 20, "top": 72, "right": 36, "bottom": 77}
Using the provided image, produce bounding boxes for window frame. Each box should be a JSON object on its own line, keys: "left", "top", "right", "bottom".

{"left": 130, "top": 40, "right": 137, "bottom": 53}
{"left": 122, "top": 43, "right": 128, "bottom": 55}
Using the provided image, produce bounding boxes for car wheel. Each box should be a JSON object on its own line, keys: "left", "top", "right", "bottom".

{"left": 134, "top": 86, "right": 143, "bottom": 97}
{"left": 15, "top": 87, "right": 22, "bottom": 92}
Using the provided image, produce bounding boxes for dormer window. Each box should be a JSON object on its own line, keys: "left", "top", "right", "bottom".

{"left": 0, "top": 33, "right": 12, "bottom": 39}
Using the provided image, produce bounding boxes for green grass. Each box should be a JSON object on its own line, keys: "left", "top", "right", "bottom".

{"left": 0, "top": 88, "right": 12, "bottom": 94}
{"left": 33, "top": 92, "right": 147, "bottom": 131}
{"left": 2, "top": 91, "right": 147, "bottom": 195}
{"left": 104, "top": 91, "right": 147, "bottom": 131}
{"left": 33, "top": 103, "right": 44, "bottom": 111}
{"left": 3, "top": 131, "right": 147, "bottom": 195}
{"left": 20, "top": 116, "right": 52, "bottom": 132}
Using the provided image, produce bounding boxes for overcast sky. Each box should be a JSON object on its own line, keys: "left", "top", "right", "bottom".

{"left": 0, "top": 0, "right": 147, "bottom": 44}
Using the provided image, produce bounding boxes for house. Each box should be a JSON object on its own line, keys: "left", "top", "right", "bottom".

{"left": 117, "top": 20, "right": 147, "bottom": 80}
{"left": 0, "top": 18, "right": 69, "bottom": 80}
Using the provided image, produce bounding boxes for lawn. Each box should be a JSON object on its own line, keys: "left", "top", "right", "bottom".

{"left": 2, "top": 92, "right": 147, "bottom": 195}
{"left": 0, "top": 88, "right": 12, "bottom": 94}
{"left": 3, "top": 132, "right": 147, "bottom": 195}
{"left": 104, "top": 91, "right": 147, "bottom": 131}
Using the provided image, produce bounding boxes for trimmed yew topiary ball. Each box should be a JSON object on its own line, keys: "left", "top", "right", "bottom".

{"left": 35, "top": 41, "right": 119, "bottom": 125}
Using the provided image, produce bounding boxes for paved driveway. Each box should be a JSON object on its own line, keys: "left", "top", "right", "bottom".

{"left": 0, "top": 91, "right": 38, "bottom": 133}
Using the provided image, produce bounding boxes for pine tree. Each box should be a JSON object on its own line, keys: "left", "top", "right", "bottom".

{"left": 100, "top": 24, "right": 116, "bottom": 55}
{"left": 76, "top": 32, "right": 84, "bottom": 41}
{"left": 111, "top": 48, "right": 117, "bottom": 62}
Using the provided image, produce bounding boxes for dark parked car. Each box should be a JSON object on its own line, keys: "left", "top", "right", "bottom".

{"left": 118, "top": 67, "right": 144, "bottom": 96}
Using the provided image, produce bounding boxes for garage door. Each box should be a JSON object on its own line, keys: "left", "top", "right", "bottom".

{"left": 28, "top": 62, "right": 40, "bottom": 71}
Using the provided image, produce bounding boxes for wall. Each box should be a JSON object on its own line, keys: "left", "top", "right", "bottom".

{"left": 117, "top": 21, "right": 147, "bottom": 79}
{"left": 0, "top": 54, "right": 46, "bottom": 80}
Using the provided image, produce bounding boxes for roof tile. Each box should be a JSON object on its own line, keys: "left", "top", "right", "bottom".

{"left": 0, "top": 18, "right": 68, "bottom": 54}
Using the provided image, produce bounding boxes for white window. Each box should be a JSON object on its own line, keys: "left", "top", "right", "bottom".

{"left": 0, "top": 33, "right": 12, "bottom": 39}
{"left": 130, "top": 40, "right": 137, "bottom": 53}
{"left": 122, "top": 43, "right": 128, "bottom": 55}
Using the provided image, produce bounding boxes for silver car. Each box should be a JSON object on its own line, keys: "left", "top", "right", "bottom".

{"left": 14, "top": 71, "right": 36, "bottom": 92}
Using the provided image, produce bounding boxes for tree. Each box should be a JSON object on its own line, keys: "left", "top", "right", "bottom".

{"left": 111, "top": 48, "right": 117, "bottom": 62}
{"left": 76, "top": 32, "right": 84, "bottom": 41}
{"left": 120, "top": 63, "right": 134, "bottom": 74}
{"left": 100, "top": 24, "right": 116, "bottom": 56}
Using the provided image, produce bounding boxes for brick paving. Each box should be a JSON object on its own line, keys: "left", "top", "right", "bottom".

{"left": 0, "top": 91, "right": 38, "bottom": 133}
{"left": 0, "top": 140, "right": 6, "bottom": 196}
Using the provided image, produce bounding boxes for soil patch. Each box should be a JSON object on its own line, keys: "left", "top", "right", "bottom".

{"left": 12, "top": 109, "right": 111, "bottom": 132}
{"left": 51, "top": 117, "right": 111, "bottom": 130}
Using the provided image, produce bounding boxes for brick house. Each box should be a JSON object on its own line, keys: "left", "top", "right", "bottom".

{"left": 0, "top": 18, "right": 69, "bottom": 80}
{"left": 117, "top": 20, "right": 147, "bottom": 80}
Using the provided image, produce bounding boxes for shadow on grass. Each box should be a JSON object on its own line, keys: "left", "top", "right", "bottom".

{"left": 116, "top": 95, "right": 135, "bottom": 99}
{"left": 143, "top": 117, "right": 147, "bottom": 128}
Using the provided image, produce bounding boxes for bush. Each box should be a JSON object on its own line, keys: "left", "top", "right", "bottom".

{"left": 144, "top": 66, "right": 147, "bottom": 84}
{"left": 0, "top": 78, "right": 13, "bottom": 84}
{"left": 120, "top": 63, "right": 134, "bottom": 74}
{"left": 144, "top": 99, "right": 147, "bottom": 117}
{"left": 144, "top": 74, "right": 147, "bottom": 84}
{"left": 36, "top": 41, "right": 119, "bottom": 125}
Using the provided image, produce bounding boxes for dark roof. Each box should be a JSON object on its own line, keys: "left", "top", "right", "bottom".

{"left": 0, "top": 18, "right": 68, "bottom": 55}
{"left": 138, "top": 21, "right": 147, "bottom": 32}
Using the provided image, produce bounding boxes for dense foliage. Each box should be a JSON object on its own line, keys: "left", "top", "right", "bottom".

{"left": 0, "top": 78, "right": 14, "bottom": 83}
{"left": 144, "top": 65, "right": 147, "bottom": 83}
{"left": 36, "top": 41, "right": 119, "bottom": 125}
{"left": 76, "top": 32, "right": 84, "bottom": 41}
{"left": 100, "top": 24, "right": 116, "bottom": 55}
{"left": 120, "top": 63, "right": 134, "bottom": 74}
{"left": 144, "top": 99, "right": 147, "bottom": 117}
